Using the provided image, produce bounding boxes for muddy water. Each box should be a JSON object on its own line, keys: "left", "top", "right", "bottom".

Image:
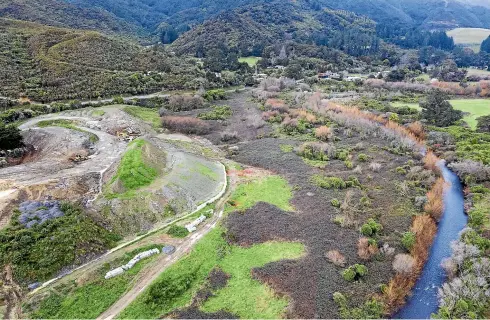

{"left": 396, "top": 163, "right": 467, "bottom": 319}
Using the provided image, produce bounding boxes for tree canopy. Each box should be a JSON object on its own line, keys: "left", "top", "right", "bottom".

{"left": 420, "top": 91, "right": 463, "bottom": 127}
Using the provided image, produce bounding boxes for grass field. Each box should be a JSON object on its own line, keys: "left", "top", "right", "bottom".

{"left": 123, "top": 106, "right": 161, "bottom": 128}
{"left": 37, "top": 119, "right": 99, "bottom": 143}
{"left": 119, "top": 175, "right": 303, "bottom": 319}
{"left": 392, "top": 99, "right": 490, "bottom": 129}
{"left": 105, "top": 139, "right": 159, "bottom": 199}
{"left": 465, "top": 68, "right": 490, "bottom": 77}
{"left": 225, "top": 175, "right": 294, "bottom": 213}
{"left": 238, "top": 56, "right": 261, "bottom": 67}
{"left": 447, "top": 28, "right": 490, "bottom": 52}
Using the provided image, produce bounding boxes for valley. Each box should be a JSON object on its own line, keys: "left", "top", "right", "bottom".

{"left": 1, "top": 0, "right": 490, "bottom": 319}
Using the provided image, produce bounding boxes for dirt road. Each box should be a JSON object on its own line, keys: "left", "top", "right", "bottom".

{"left": 97, "top": 186, "right": 231, "bottom": 320}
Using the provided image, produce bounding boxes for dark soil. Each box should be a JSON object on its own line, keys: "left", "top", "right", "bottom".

{"left": 166, "top": 91, "right": 270, "bottom": 145}
{"left": 225, "top": 135, "right": 420, "bottom": 318}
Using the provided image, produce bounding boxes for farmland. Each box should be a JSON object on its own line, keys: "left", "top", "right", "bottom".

{"left": 447, "top": 28, "right": 490, "bottom": 52}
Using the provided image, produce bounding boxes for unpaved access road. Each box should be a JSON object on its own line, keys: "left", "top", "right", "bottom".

{"left": 97, "top": 175, "right": 234, "bottom": 320}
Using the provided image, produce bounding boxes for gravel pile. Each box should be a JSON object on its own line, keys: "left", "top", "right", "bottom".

{"left": 18, "top": 200, "right": 64, "bottom": 228}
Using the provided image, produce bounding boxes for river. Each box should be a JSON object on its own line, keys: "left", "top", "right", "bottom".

{"left": 396, "top": 162, "right": 467, "bottom": 319}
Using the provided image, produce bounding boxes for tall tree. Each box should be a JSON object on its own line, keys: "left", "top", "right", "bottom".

{"left": 481, "top": 36, "right": 490, "bottom": 54}
{"left": 420, "top": 90, "right": 463, "bottom": 127}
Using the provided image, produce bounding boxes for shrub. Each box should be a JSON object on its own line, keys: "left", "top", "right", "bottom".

{"left": 396, "top": 166, "right": 407, "bottom": 174}
{"left": 311, "top": 175, "right": 346, "bottom": 189}
{"left": 421, "top": 90, "right": 463, "bottom": 127}
{"left": 326, "top": 250, "right": 346, "bottom": 267}
{"left": 342, "top": 264, "right": 368, "bottom": 281}
{"left": 369, "top": 162, "right": 382, "bottom": 172}
{"left": 262, "top": 111, "right": 283, "bottom": 123}
{"left": 112, "top": 96, "right": 124, "bottom": 104}
{"left": 360, "top": 219, "right": 382, "bottom": 237}
{"left": 167, "top": 225, "right": 189, "bottom": 238}
{"left": 358, "top": 237, "right": 379, "bottom": 260}
{"left": 220, "top": 131, "right": 238, "bottom": 142}
{"left": 424, "top": 177, "right": 446, "bottom": 221}
{"left": 315, "top": 126, "right": 333, "bottom": 141}
{"left": 331, "top": 198, "right": 341, "bottom": 207}
{"left": 167, "top": 95, "right": 205, "bottom": 111}
{"left": 161, "top": 116, "right": 210, "bottom": 134}
{"left": 0, "top": 124, "right": 24, "bottom": 150}
{"left": 297, "top": 142, "right": 335, "bottom": 161}
{"left": 357, "top": 153, "right": 369, "bottom": 162}
{"left": 407, "top": 121, "right": 425, "bottom": 139}
{"left": 392, "top": 254, "right": 415, "bottom": 275}
{"left": 344, "top": 160, "right": 353, "bottom": 169}
{"left": 203, "top": 89, "right": 226, "bottom": 101}
{"left": 389, "top": 113, "right": 399, "bottom": 123}
{"left": 401, "top": 232, "right": 416, "bottom": 251}
{"left": 281, "top": 117, "right": 307, "bottom": 134}
{"left": 198, "top": 105, "right": 232, "bottom": 120}
{"left": 335, "top": 149, "right": 349, "bottom": 161}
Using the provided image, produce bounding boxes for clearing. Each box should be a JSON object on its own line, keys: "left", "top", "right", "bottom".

{"left": 238, "top": 56, "right": 261, "bottom": 67}
{"left": 447, "top": 28, "right": 490, "bottom": 52}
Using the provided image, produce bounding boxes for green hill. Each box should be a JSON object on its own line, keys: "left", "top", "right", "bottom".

{"left": 0, "top": 18, "right": 201, "bottom": 102}
{"left": 170, "top": 2, "right": 378, "bottom": 57}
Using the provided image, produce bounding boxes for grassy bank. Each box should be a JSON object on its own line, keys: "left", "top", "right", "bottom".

{"left": 37, "top": 119, "right": 99, "bottom": 143}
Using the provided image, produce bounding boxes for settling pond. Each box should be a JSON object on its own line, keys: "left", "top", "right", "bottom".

{"left": 396, "top": 163, "right": 467, "bottom": 319}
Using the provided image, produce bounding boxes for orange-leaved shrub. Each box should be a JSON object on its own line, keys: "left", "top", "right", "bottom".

{"left": 357, "top": 237, "right": 379, "bottom": 260}
{"left": 424, "top": 177, "right": 446, "bottom": 221}
{"left": 326, "top": 250, "right": 346, "bottom": 267}
{"left": 315, "top": 126, "right": 333, "bottom": 141}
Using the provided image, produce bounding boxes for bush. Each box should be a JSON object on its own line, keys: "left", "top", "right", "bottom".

{"left": 112, "top": 96, "right": 124, "bottom": 104}
{"left": 360, "top": 219, "right": 382, "bottom": 237}
{"left": 297, "top": 142, "right": 333, "bottom": 161}
{"left": 167, "top": 225, "right": 189, "bottom": 238}
{"left": 315, "top": 126, "right": 333, "bottom": 141}
{"left": 357, "top": 153, "right": 369, "bottom": 162}
{"left": 167, "top": 95, "right": 205, "bottom": 111}
{"left": 0, "top": 124, "right": 24, "bottom": 150}
{"left": 358, "top": 237, "right": 379, "bottom": 260}
{"left": 396, "top": 166, "right": 407, "bottom": 174}
{"left": 342, "top": 264, "right": 368, "bottom": 281}
{"left": 344, "top": 160, "right": 353, "bottom": 169}
{"left": 401, "top": 232, "right": 416, "bottom": 251}
{"left": 331, "top": 198, "right": 341, "bottom": 207}
{"left": 421, "top": 90, "right": 463, "bottom": 127}
{"left": 161, "top": 116, "right": 210, "bottom": 134}
{"left": 203, "top": 89, "right": 226, "bottom": 101}
{"left": 311, "top": 175, "right": 346, "bottom": 189}
{"left": 326, "top": 250, "right": 346, "bottom": 267}
{"left": 392, "top": 254, "right": 415, "bottom": 275}
{"left": 198, "top": 105, "right": 232, "bottom": 120}
{"left": 145, "top": 268, "right": 197, "bottom": 304}
{"left": 281, "top": 117, "right": 308, "bottom": 134}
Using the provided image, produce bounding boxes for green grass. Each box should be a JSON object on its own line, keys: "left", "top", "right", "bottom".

{"left": 238, "top": 56, "right": 261, "bottom": 67}
{"left": 123, "top": 106, "right": 161, "bottom": 128}
{"left": 201, "top": 242, "right": 304, "bottom": 318}
{"left": 37, "top": 119, "right": 99, "bottom": 143}
{"left": 447, "top": 28, "right": 490, "bottom": 52}
{"left": 118, "top": 227, "right": 304, "bottom": 319}
{"left": 119, "top": 174, "right": 300, "bottom": 319}
{"left": 225, "top": 175, "right": 294, "bottom": 213}
{"left": 193, "top": 163, "right": 219, "bottom": 181}
{"left": 29, "top": 245, "right": 160, "bottom": 319}
{"left": 91, "top": 109, "right": 105, "bottom": 117}
{"left": 106, "top": 139, "right": 158, "bottom": 197}
{"left": 450, "top": 99, "right": 490, "bottom": 129}
{"left": 392, "top": 99, "right": 490, "bottom": 129}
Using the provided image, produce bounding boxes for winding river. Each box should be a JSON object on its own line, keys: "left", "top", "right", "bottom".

{"left": 396, "top": 162, "right": 467, "bottom": 319}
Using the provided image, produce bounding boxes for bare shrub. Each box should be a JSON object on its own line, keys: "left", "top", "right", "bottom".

{"left": 262, "top": 111, "right": 282, "bottom": 122}
{"left": 246, "top": 114, "right": 265, "bottom": 129}
{"left": 357, "top": 237, "right": 379, "bottom": 260}
{"left": 441, "top": 258, "right": 457, "bottom": 280}
{"left": 161, "top": 116, "right": 210, "bottom": 134}
{"left": 369, "top": 162, "right": 382, "bottom": 172}
{"left": 220, "top": 131, "right": 238, "bottom": 142}
{"left": 353, "top": 165, "right": 362, "bottom": 174}
{"left": 393, "top": 254, "right": 415, "bottom": 274}
{"left": 449, "top": 160, "right": 490, "bottom": 182}
{"left": 380, "top": 243, "right": 395, "bottom": 257}
{"left": 315, "top": 126, "right": 333, "bottom": 141}
{"left": 167, "top": 95, "right": 204, "bottom": 111}
{"left": 326, "top": 250, "right": 346, "bottom": 267}
{"left": 290, "top": 109, "right": 317, "bottom": 123}
{"left": 424, "top": 177, "right": 446, "bottom": 221}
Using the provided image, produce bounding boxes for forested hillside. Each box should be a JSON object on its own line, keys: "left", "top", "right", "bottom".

{"left": 170, "top": 2, "right": 379, "bottom": 57}
{"left": 0, "top": 0, "right": 140, "bottom": 35}
{"left": 0, "top": 19, "right": 201, "bottom": 102}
